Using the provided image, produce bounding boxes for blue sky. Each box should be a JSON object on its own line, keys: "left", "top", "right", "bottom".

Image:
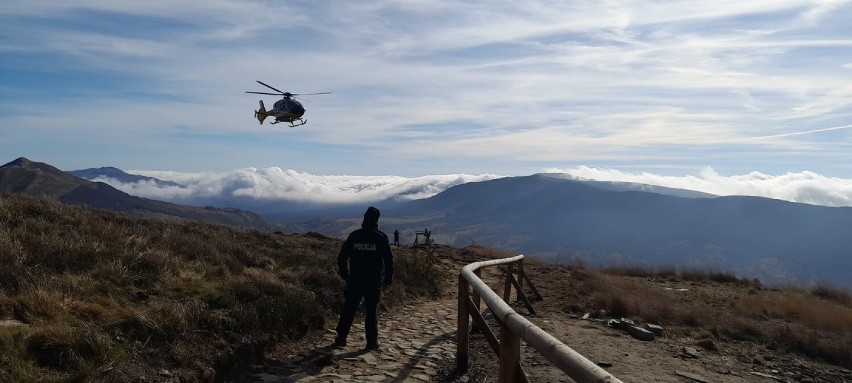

{"left": 3, "top": 1, "right": 852, "bottom": 206}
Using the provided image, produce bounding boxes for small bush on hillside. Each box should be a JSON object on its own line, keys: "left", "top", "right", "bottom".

{"left": 458, "top": 244, "right": 514, "bottom": 261}
{"left": 810, "top": 284, "right": 851, "bottom": 306}
{"left": 383, "top": 245, "right": 449, "bottom": 308}
{"left": 603, "top": 264, "right": 751, "bottom": 286}
{"left": 25, "top": 324, "right": 114, "bottom": 371}
{"left": 601, "top": 265, "right": 677, "bottom": 279}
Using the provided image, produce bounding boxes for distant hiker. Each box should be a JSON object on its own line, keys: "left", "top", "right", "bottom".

{"left": 424, "top": 228, "right": 431, "bottom": 244}
{"left": 335, "top": 206, "right": 394, "bottom": 351}
{"left": 393, "top": 230, "right": 400, "bottom": 246}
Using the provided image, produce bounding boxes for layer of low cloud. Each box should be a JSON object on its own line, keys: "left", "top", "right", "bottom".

{"left": 88, "top": 166, "right": 852, "bottom": 209}
{"left": 546, "top": 166, "right": 852, "bottom": 207}
{"left": 91, "top": 167, "right": 502, "bottom": 205}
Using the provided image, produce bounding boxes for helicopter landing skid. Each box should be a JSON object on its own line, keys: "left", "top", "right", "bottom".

{"left": 288, "top": 119, "right": 307, "bottom": 127}
{"left": 270, "top": 118, "right": 307, "bottom": 127}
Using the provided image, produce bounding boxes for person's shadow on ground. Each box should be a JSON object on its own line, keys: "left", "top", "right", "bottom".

{"left": 253, "top": 330, "right": 456, "bottom": 383}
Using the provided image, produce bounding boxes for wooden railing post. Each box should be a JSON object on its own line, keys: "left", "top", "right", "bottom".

{"left": 471, "top": 268, "right": 482, "bottom": 332}
{"left": 457, "top": 273, "right": 470, "bottom": 372}
{"left": 517, "top": 258, "right": 525, "bottom": 297}
{"left": 472, "top": 269, "right": 482, "bottom": 310}
{"left": 503, "top": 262, "right": 513, "bottom": 303}
{"left": 498, "top": 321, "right": 521, "bottom": 383}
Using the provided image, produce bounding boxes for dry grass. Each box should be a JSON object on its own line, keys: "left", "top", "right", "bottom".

{"left": 810, "top": 284, "right": 852, "bottom": 306}
{"left": 540, "top": 263, "right": 852, "bottom": 368}
{"left": 0, "top": 193, "right": 447, "bottom": 382}
{"left": 601, "top": 264, "right": 748, "bottom": 285}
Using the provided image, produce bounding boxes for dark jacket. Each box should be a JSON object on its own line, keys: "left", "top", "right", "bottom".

{"left": 338, "top": 222, "right": 394, "bottom": 286}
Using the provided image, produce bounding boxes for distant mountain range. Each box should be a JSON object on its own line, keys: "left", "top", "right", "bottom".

{"left": 6, "top": 158, "right": 851, "bottom": 288}
{"left": 0, "top": 157, "right": 279, "bottom": 230}
{"left": 68, "top": 166, "right": 181, "bottom": 187}
{"left": 297, "top": 174, "right": 851, "bottom": 288}
{"left": 438, "top": 175, "right": 850, "bottom": 287}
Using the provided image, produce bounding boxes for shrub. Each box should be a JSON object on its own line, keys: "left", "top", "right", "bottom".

{"left": 810, "top": 284, "right": 851, "bottom": 306}
{"left": 25, "top": 324, "right": 114, "bottom": 372}
{"left": 391, "top": 246, "right": 449, "bottom": 299}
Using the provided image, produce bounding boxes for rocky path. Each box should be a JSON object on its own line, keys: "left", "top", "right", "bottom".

{"left": 244, "top": 296, "right": 461, "bottom": 383}
{"left": 239, "top": 254, "right": 852, "bottom": 383}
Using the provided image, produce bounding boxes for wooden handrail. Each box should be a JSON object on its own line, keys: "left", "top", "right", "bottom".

{"left": 457, "top": 254, "right": 623, "bottom": 383}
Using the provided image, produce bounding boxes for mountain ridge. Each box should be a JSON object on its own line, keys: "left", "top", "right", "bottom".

{"left": 68, "top": 166, "right": 181, "bottom": 187}
{"left": 374, "top": 174, "right": 852, "bottom": 288}
{"left": 0, "top": 157, "right": 279, "bottom": 230}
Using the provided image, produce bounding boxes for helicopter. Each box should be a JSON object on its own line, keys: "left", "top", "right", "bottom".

{"left": 245, "top": 81, "right": 330, "bottom": 127}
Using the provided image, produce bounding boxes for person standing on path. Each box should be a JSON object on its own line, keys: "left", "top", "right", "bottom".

{"left": 335, "top": 206, "right": 394, "bottom": 350}
{"left": 393, "top": 229, "right": 400, "bottom": 246}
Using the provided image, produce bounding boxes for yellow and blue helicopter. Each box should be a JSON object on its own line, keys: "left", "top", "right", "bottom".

{"left": 246, "top": 81, "right": 330, "bottom": 127}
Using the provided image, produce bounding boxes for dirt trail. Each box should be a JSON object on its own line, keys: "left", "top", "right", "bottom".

{"left": 238, "top": 255, "right": 851, "bottom": 383}
{"left": 239, "top": 291, "right": 459, "bottom": 383}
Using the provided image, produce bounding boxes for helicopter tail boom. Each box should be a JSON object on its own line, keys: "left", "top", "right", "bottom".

{"left": 254, "top": 100, "right": 268, "bottom": 125}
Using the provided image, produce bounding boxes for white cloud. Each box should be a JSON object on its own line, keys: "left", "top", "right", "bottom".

{"left": 796, "top": 0, "right": 851, "bottom": 26}
{"left": 98, "top": 167, "right": 503, "bottom": 205}
{"left": 544, "top": 166, "right": 852, "bottom": 207}
{"left": 85, "top": 164, "right": 852, "bottom": 209}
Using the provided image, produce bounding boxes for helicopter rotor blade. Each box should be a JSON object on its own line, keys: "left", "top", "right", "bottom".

{"left": 256, "top": 80, "right": 287, "bottom": 94}
{"left": 290, "top": 92, "right": 332, "bottom": 96}
{"left": 245, "top": 91, "right": 284, "bottom": 96}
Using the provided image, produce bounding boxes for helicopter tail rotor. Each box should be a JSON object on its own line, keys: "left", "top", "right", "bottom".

{"left": 255, "top": 100, "right": 268, "bottom": 125}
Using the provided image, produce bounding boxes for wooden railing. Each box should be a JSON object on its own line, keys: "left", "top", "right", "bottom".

{"left": 456, "top": 254, "right": 623, "bottom": 383}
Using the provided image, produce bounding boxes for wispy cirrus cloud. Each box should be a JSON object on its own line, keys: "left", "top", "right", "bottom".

{"left": 2, "top": 1, "right": 852, "bottom": 178}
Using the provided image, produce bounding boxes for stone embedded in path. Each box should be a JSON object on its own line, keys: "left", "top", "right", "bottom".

{"left": 0, "top": 319, "right": 27, "bottom": 327}
{"left": 315, "top": 372, "right": 352, "bottom": 380}
{"left": 627, "top": 325, "right": 655, "bottom": 341}
{"left": 676, "top": 370, "right": 713, "bottom": 383}
{"left": 255, "top": 372, "right": 284, "bottom": 383}
{"left": 645, "top": 323, "right": 663, "bottom": 335}
{"left": 361, "top": 353, "right": 378, "bottom": 365}
{"left": 683, "top": 346, "right": 701, "bottom": 359}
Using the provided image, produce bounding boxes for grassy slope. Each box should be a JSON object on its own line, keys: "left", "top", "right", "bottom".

{"left": 531, "top": 261, "right": 852, "bottom": 369}
{"left": 0, "top": 194, "right": 447, "bottom": 382}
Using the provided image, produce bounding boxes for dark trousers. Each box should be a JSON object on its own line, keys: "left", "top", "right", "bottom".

{"left": 335, "top": 282, "right": 381, "bottom": 345}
